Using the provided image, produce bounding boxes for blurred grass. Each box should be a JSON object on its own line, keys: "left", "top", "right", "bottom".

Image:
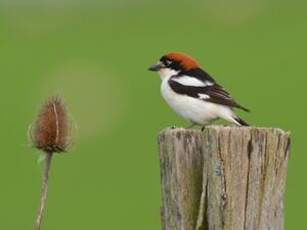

{"left": 0, "top": 0, "right": 306, "bottom": 229}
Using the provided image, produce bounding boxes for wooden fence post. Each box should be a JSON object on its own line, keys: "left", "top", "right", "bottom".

{"left": 158, "top": 126, "right": 290, "bottom": 230}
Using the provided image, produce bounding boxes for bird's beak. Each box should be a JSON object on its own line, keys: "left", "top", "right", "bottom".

{"left": 148, "top": 63, "right": 164, "bottom": 72}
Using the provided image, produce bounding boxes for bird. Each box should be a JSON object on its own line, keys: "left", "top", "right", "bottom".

{"left": 148, "top": 52, "right": 250, "bottom": 127}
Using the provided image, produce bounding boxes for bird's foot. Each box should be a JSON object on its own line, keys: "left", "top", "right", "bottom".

{"left": 201, "top": 120, "right": 216, "bottom": 131}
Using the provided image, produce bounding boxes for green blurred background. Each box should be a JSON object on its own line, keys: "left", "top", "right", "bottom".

{"left": 0, "top": 0, "right": 306, "bottom": 229}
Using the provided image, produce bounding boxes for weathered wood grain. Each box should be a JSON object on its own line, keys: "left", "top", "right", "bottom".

{"left": 158, "top": 126, "right": 290, "bottom": 230}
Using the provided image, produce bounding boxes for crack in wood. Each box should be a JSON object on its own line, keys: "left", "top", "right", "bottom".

{"left": 243, "top": 138, "right": 252, "bottom": 229}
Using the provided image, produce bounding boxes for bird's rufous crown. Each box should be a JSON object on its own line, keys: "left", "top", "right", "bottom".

{"left": 166, "top": 52, "right": 199, "bottom": 71}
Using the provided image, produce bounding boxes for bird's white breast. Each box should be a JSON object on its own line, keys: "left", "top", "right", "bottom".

{"left": 160, "top": 77, "right": 234, "bottom": 125}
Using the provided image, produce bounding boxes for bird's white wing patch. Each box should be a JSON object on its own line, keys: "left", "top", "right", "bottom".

{"left": 204, "top": 81, "right": 214, "bottom": 86}
{"left": 172, "top": 76, "right": 213, "bottom": 87}
{"left": 198, "top": 94, "right": 210, "bottom": 99}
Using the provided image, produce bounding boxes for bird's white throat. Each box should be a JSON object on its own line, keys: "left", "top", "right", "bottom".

{"left": 158, "top": 68, "right": 179, "bottom": 80}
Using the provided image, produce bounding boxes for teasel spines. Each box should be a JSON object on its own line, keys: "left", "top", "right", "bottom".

{"left": 33, "top": 97, "right": 70, "bottom": 153}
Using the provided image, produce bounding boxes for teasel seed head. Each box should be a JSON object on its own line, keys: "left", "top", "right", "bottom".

{"left": 32, "top": 97, "right": 70, "bottom": 154}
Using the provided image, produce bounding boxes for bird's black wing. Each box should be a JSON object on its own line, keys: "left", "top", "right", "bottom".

{"left": 181, "top": 68, "right": 216, "bottom": 84}
{"left": 168, "top": 79, "right": 250, "bottom": 112}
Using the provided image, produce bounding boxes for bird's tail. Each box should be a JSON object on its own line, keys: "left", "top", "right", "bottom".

{"left": 233, "top": 116, "right": 249, "bottom": 126}
{"left": 235, "top": 103, "right": 250, "bottom": 112}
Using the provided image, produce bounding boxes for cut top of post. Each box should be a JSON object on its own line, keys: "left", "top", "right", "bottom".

{"left": 158, "top": 126, "right": 290, "bottom": 230}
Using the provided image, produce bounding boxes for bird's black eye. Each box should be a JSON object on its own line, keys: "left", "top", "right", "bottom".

{"left": 165, "top": 60, "right": 172, "bottom": 67}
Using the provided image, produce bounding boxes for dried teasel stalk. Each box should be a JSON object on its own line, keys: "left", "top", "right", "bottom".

{"left": 30, "top": 97, "right": 71, "bottom": 230}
